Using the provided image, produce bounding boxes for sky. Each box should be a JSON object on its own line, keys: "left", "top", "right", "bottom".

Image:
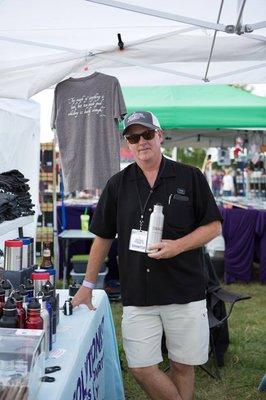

{"left": 33, "top": 84, "right": 266, "bottom": 143}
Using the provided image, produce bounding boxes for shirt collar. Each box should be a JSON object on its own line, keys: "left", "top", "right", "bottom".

{"left": 128, "top": 156, "right": 176, "bottom": 181}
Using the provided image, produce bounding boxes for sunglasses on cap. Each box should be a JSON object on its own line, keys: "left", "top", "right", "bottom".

{"left": 125, "top": 129, "right": 157, "bottom": 144}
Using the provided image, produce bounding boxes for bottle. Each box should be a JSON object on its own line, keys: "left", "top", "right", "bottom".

{"left": 146, "top": 204, "right": 164, "bottom": 253}
{"left": 0, "top": 298, "right": 18, "bottom": 328}
{"left": 43, "top": 292, "right": 53, "bottom": 351}
{"left": 26, "top": 298, "right": 43, "bottom": 330}
{"left": 19, "top": 284, "right": 28, "bottom": 307}
{"left": 40, "top": 242, "right": 56, "bottom": 286}
{"left": 36, "top": 292, "right": 50, "bottom": 359}
{"left": 0, "top": 287, "right": 5, "bottom": 317}
{"left": 42, "top": 285, "right": 57, "bottom": 343}
{"left": 43, "top": 279, "right": 59, "bottom": 329}
{"left": 25, "top": 279, "right": 34, "bottom": 300}
{"left": 1, "top": 279, "right": 12, "bottom": 299}
{"left": 31, "top": 270, "right": 50, "bottom": 296}
{"left": 41, "top": 242, "right": 53, "bottom": 269}
{"left": 13, "top": 292, "right": 26, "bottom": 329}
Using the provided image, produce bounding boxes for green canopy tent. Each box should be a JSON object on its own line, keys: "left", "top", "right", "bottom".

{"left": 121, "top": 85, "right": 266, "bottom": 148}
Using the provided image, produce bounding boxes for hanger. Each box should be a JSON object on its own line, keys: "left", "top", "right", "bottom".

{"left": 70, "top": 52, "right": 96, "bottom": 78}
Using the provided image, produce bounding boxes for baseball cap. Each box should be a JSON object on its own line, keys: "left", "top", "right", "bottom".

{"left": 123, "top": 111, "right": 161, "bottom": 135}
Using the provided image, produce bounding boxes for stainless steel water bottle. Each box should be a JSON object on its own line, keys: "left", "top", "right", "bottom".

{"left": 37, "top": 291, "right": 50, "bottom": 359}
{"left": 4, "top": 240, "right": 23, "bottom": 271}
{"left": 146, "top": 204, "right": 164, "bottom": 253}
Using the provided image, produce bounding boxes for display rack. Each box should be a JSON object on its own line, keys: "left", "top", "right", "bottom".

{"left": 37, "top": 142, "right": 60, "bottom": 257}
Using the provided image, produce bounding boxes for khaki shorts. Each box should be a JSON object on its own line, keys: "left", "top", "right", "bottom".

{"left": 122, "top": 300, "right": 209, "bottom": 368}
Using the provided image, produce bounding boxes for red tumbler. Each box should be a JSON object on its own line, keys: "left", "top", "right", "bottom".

{"left": 26, "top": 298, "right": 43, "bottom": 330}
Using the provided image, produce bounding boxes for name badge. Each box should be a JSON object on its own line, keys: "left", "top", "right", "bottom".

{"left": 129, "top": 229, "right": 148, "bottom": 253}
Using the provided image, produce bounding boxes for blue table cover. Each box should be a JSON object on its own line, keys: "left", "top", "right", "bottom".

{"left": 37, "top": 290, "right": 125, "bottom": 400}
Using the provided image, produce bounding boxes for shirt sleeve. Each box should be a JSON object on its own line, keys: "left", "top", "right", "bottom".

{"left": 113, "top": 79, "right": 127, "bottom": 120}
{"left": 50, "top": 85, "right": 58, "bottom": 130}
{"left": 90, "top": 178, "right": 118, "bottom": 238}
{"left": 192, "top": 167, "right": 223, "bottom": 227}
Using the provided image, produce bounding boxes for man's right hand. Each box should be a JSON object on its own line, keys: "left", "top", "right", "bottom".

{"left": 71, "top": 286, "right": 96, "bottom": 311}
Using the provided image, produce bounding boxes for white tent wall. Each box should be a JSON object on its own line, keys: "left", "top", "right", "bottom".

{"left": 0, "top": 99, "right": 40, "bottom": 252}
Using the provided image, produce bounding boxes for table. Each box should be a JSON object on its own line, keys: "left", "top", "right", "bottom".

{"left": 220, "top": 207, "right": 266, "bottom": 283}
{"left": 57, "top": 204, "right": 119, "bottom": 283}
{"left": 37, "top": 289, "right": 125, "bottom": 400}
{"left": 58, "top": 229, "right": 96, "bottom": 288}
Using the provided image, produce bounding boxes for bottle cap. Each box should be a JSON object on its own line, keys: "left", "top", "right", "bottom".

{"left": 19, "top": 284, "right": 28, "bottom": 297}
{"left": 32, "top": 272, "right": 50, "bottom": 280}
{"left": 4, "top": 240, "right": 23, "bottom": 247}
{"left": 43, "top": 280, "right": 54, "bottom": 291}
{"left": 1, "top": 280, "right": 12, "bottom": 290}
{"left": 16, "top": 237, "right": 31, "bottom": 245}
{"left": 3, "top": 298, "right": 17, "bottom": 311}
{"left": 27, "top": 298, "right": 41, "bottom": 310}
{"left": 13, "top": 291, "right": 23, "bottom": 302}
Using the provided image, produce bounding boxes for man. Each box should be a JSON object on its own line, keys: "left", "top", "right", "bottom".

{"left": 72, "top": 111, "right": 222, "bottom": 400}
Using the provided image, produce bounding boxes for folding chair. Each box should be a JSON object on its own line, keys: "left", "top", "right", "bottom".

{"left": 201, "top": 285, "right": 251, "bottom": 379}
{"left": 201, "top": 252, "right": 251, "bottom": 379}
{"left": 162, "top": 251, "right": 251, "bottom": 379}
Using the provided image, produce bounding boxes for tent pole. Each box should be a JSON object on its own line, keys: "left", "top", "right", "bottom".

{"left": 235, "top": 0, "right": 247, "bottom": 34}
{"left": 87, "top": 0, "right": 226, "bottom": 32}
{"left": 203, "top": 0, "right": 225, "bottom": 82}
{"left": 52, "top": 133, "right": 59, "bottom": 280}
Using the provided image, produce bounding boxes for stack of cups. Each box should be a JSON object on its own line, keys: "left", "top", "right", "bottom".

{"left": 4, "top": 240, "right": 23, "bottom": 271}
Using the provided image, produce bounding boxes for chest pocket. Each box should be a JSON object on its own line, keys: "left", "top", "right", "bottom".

{"left": 165, "top": 194, "right": 194, "bottom": 229}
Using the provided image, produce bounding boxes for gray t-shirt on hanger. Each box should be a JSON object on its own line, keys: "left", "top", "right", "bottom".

{"left": 51, "top": 72, "right": 127, "bottom": 192}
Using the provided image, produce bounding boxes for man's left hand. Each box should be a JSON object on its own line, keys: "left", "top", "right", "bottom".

{"left": 147, "top": 239, "right": 181, "bottom": 259}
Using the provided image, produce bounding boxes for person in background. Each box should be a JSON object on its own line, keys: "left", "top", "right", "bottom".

{"left": 212, "top": 169, "right": 223, "bottom": 197}
{"left": 222, "top": 168, "right": 235, "bottom": 196}
{"left": 72, "top": 111, "right": 222, "bottom": 400}
{"left": 201, "top": 154, "right": 212, "bottom": 190}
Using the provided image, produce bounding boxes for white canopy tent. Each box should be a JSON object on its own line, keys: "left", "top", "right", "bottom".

{"left": 0, "top": 0, "right": 265, "bottom": 99}
{"left": 0, "top": 0, "right": 265, "bottom": 263}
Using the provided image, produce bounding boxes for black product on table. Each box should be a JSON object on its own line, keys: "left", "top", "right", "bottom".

{"left": 13, "top": 291, "right": 26, "bottom": 329}
{"left": 42, "top": 285, "right": 57, "bottom": 343}
{"left": 25, "top": 278, "right": 34, "bottom": 299}
{"left": 0, "top": 298, "right": 18, "bottom": 328}
{"left": 1, "top": 279, "right": 12, "bottom": 298}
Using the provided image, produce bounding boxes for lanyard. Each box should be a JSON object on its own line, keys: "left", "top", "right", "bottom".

{"left": 135, "top": 158, "right": 165, "bottom": 231}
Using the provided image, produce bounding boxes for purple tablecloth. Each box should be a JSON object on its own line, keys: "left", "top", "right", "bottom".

{"left": 220, "top": 207, "right": 266, "bottom": 283}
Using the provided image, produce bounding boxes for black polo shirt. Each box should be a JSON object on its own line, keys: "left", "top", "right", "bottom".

{"left": 90, "top": 157, "right": 222, "bottom": 306}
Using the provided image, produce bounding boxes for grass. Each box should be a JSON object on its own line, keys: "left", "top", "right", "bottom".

{"left": 110, "top": 283, "right": 266, "bottom": 400}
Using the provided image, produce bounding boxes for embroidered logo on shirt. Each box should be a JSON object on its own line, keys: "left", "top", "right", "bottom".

{"left": 176, "top": 188, "right": 185, "bottom": 195}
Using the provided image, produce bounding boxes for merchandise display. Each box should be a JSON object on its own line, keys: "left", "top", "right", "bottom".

{"left": 4, "top": 239, "right": 23, "bottom": 271}
{"left": 0, "top": 327, "right": 45, "bottom": 400}
{"left": 52, "top": 72, "right": 127, "bottom": 192}
{"left": 0, "top": 170, "right": 34, "bottom": 223}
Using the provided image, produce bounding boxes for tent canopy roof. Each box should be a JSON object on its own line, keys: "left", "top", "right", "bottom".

{"left": 122, "top": 85, "right": 266, "bottom": 129}
{"left": 0, "top": 0, "right": 265, "bottom": 99}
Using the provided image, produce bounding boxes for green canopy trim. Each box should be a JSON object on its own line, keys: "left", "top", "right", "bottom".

{"left": 121, "top": 85, "right": 266, "bottom": 129}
